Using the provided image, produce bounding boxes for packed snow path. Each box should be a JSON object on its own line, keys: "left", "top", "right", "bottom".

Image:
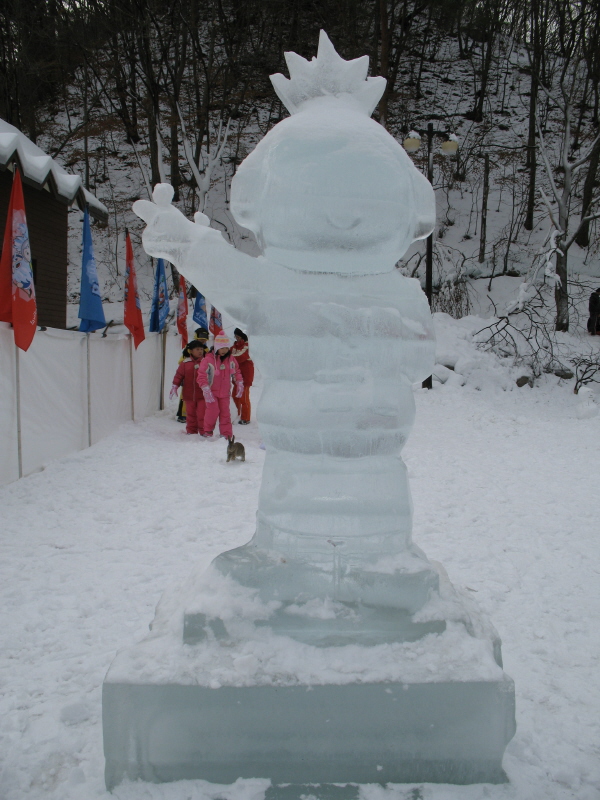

{"left": 1, "top": 378, "right": 599, "bottom": 800}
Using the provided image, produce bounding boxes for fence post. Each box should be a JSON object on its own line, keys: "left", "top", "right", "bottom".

{"left": 86, "top": 333, "right": 92, "bottom": 447}
{"left": 129, "top": 334, "right": 135, "bottom": 421}
{"left": 160, "top": 328, "right": 167, "bottom": 411}
{"left": 15, "top": 342, "right": 22, "bottom": 479}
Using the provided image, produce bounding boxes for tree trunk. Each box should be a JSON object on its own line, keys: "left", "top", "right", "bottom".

{"left": 575, "top": 136, "right": 600, "bottom": 248}
{"left": 146, "top": 97, "right": 161, "bottom": 188}
{"left": 474, "top": 37, "right": 495, "bottom": 122}
{"left": 456, "top": 7, "right": 467, "bottom": 59}
{"left": 554, "top": 247, "right": 569, "bottom": 331}
{"left": 170, "top": 121, "right": 180, "bottom": 202}
{"left": 479, "top": 154, "right": 490, "bottom": 262}
{"left": 524, "top": 69, "right": 537, "bottom": 230}
{"left": 378, "top": 0, "right": 391, "bottom": 128}
{"left": 83, "top": 65, "right": 89, "bottom": 191}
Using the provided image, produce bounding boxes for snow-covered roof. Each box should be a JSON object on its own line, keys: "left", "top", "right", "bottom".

{"left": 0, "top": 118, "right": 108, "bottom": 221}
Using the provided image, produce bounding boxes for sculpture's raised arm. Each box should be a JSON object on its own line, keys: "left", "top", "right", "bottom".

{"left": 133, "top": 184, "right": 268, "bottom": 319}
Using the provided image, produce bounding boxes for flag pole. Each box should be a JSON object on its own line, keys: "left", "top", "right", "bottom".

{"left": 86, "top": 332, "right": 92, "bottom": 447}
{"left": 15, "top": 342, "right": 22, "bottom": 479}
{"left": 129, "top": 333, "right": 135, "bottom": 421}
{"left": 125, "top": 227, "right": 135, "bottom": 421}
{"left": 160, "top": 327, "right": 167, "bottom": 411}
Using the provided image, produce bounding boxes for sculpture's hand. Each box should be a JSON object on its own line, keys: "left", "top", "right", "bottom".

{"left": 134, "top": 183, "right": 259, "bottom": 322}
{"left": 132, "top": 184, "right": 221, "bottom": 260}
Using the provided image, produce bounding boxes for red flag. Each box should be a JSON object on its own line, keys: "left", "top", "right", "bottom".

{"left": 177, "top": 276, "right": 188, "bottom": 347}
{"left": 0, "top": 169, "right": 37, "bottom": 351}
{"left": 124, "top": 231, "right": 145, "bottom": 349}
{"left": 209, "top": 305, "right": 222, "bottom": 336}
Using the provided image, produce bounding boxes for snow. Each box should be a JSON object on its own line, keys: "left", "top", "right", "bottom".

{"left": 107, "top": 567, "right": 503, "bottom": 687}
{"left": 0, "top": 119, "right": 107, "bottom": 219}
{"left": 1, "top": 316, "right": 600, "bottom": 799}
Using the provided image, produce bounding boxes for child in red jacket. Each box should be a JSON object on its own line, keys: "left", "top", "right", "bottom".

{"left": 231, "top": 328, "right": 254, "bottom": 424}
{"left": 170, "top": 340, "right": 208, "bottom": 435}
{"left": 197, "top": 331, "right": 243, "bottom": 438}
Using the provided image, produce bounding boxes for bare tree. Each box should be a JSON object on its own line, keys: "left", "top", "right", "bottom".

{"left": 536, "top": 80, "right": 600, "bottom": 330}
{"left": 178, "top": 105, "right": 231, "bottom": 213}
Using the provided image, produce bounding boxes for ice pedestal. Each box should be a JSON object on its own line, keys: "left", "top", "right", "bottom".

{"left": 103, "top": 679, "right": 515, "bottom": 791}
{"left": 103, "top": 565, "right": 515, "bottom": 792}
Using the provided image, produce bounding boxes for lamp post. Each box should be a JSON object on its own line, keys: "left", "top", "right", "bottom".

{"left": 403, "top": 123, "right": 459, "bottom": 389}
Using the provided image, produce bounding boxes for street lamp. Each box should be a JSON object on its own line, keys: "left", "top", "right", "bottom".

{"left": 403, "top": 123, "right": 459, "bottom": 388}
{"left": 403, "top": 131, "right": 422, "bottom": 153}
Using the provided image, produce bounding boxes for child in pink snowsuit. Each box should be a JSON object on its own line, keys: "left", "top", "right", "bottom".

{"left": 197, "top": 331, "right": 243, "bottom": 438}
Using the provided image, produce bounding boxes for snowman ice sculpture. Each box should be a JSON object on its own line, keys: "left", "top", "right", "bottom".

{"left": 105, "top": 33, "right": 514, "bottom": 790}
{"left": 135, "top": 32, "right": 442, "bottom": 645}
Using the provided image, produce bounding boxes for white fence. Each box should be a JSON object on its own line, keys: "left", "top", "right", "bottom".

{"left": 0, "top": 323, "right": 182, "bottom": 486}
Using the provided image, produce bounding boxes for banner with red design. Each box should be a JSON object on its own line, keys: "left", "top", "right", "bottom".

{"left": 209, "top": 304, "right": 222, "bottom": 336}
{"left": 0, "top": 169, "right": 37, "bottom": 351}
{"left": 123, "top": 231, "right": 145, "bottom": 349}
{"left": 177, "top": 276, "right": 188, "bottom": 347}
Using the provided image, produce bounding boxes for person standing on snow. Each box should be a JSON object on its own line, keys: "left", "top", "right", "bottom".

{"left": 194, "top": 327, "right": 210, "bottom": 345}
{"left": 588, "top": 288, "right": 600, "bottom": 335}
{"left": 170, "top": 340, "right": 209, "bottom": 435}
{"left": 197, "top": 331, "right": 243, "bottom": 438}
{"left": 231, "top": 328, "right": 254, "bottom": 424}
{"left": 175, "top": 328, "right": 211, "bottom": 422}
{"left": 175, "top": 343, "right": 189, "bottom": 423}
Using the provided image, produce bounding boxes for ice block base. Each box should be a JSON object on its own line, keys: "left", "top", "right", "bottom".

{"left": 103, "top": 673, "right": 515, "bottom": 792}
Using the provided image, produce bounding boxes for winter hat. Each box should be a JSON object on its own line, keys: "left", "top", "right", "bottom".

{"left": 195, "top": 327, "right": 209, "bottom": 339}
{"left": 213, "top": 330, "right": 231, "bottom": 349}
{"left": 234, "top": 327, "right": 248, "bottom": 341}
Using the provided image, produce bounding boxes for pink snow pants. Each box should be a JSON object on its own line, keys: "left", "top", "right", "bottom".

{"left": 203, "top": 395, "right": 233, "bottom": 438}
{"left": 186, "top": 398, "right": 206, "bottom": 435}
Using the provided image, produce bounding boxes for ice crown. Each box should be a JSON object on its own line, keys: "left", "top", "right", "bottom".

{"left": 270, "top": 30, "right": 386, "bottom": 117}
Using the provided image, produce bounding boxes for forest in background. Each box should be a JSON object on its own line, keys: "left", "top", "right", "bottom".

{"left": 1, "top": 0, "right": 600, "bottom": 338}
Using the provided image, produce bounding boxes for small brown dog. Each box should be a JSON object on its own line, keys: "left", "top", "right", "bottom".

{"left": 226, "top": 436, "right": 245, "bottom": 462}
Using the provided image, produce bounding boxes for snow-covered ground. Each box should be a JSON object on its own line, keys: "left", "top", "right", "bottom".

{"left": 1, "top": 318, "right": 599, "bottom": 800}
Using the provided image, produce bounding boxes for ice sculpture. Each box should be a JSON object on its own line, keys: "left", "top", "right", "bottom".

{"left": 103, "top": 31, "right": 515, "bottom": 791}
{"left": 133, "top": 32, "right": 440, "bottom": 642}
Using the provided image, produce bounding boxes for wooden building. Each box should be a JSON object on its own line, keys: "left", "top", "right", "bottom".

{"left": 0, "top": 120, "right": 107, "bottom": 330}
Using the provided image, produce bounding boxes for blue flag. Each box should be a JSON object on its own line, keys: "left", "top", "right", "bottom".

{"left": 78, "top": 208, "right": 105, "bottom": 332}
{"left": 193, "top": 291, "right": 208, "bottom": 329}
{"left": 149, "top": 258, "right": 169, "bottom": 332}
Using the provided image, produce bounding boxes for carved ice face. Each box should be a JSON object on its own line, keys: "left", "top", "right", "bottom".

{"left": 231, "top": 102, "right": 434, "bottom": 274}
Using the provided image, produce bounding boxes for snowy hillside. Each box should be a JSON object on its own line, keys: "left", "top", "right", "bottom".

{"left": 26, "top": 23, "right": 599, "bottom": 349}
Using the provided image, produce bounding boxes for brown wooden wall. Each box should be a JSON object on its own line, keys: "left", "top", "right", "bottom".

{"left": 0, "top": 168, "right": 68, "bottom": 329}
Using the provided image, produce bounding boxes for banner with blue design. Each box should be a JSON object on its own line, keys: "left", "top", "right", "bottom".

{"left": 149, "top": 258, "right": 169, "bottom": 332}
{"left": 192, "top": 291, "right": 208, "bottom": 329}
{"left": 78, "top": 208, "right": 105, "bottom": 332}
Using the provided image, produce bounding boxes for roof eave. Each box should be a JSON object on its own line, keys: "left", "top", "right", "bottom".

{"left": 0, "top": 152, "right": 108, "bottom": 222}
